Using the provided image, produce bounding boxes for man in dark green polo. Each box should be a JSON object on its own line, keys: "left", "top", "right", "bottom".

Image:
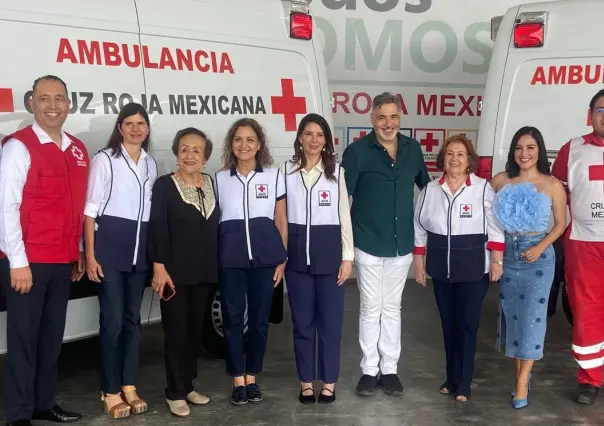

{"left": 341, "top": 92, "right": 430, "bottom": 397}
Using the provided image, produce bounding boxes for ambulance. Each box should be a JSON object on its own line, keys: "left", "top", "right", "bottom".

{"left": 476, "top": 0, "right": 602, "bottom": 179}
{"left": 475, "top": 0, "right": 602, "bottom": 323}
{"left": 0, "top": 0, "right": 331, "bottom": 357}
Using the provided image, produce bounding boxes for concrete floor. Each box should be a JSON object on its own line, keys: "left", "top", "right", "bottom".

{"left": 2, "top": 280, "right": 604, "bottom": 426}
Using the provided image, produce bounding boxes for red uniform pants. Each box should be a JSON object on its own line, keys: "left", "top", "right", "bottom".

{"left": 565, "top": 238, "right": 604, "bottom": 387}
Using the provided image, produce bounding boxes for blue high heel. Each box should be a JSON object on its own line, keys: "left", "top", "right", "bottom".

{"left": 512, "top": 396, "right": 528, "bottom": 409}
{"left": 511, "top": 373, "right": 531, "bottom": 397}
{"left": 511, "top": 375, "right": 531, "bottom": 409}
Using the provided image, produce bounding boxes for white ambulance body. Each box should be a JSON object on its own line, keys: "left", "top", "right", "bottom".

{"left": 0, "top": 0, "right": 330, "bottom": 355}
{"left": 475, "top": 0, "right": 603, "bottom": 178}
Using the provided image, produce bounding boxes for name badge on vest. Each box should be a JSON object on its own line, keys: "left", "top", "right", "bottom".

{"left": 318, "top": 190, "right": 331, "bottom": 206}
{"left": 460, "top": 204, "right": 472, "bottom": 218}
{"left": 255, "top": 184, "right": 268, "bottom": 199}
{"left": 71, "top": 145, "right": 87, "bottom": 167}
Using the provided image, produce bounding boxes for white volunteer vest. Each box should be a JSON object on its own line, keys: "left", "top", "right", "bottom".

{"left": 568, "top": 137, "right": 604, "bottom": 241}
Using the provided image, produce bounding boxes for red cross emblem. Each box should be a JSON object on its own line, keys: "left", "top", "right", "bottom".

{"left": 271, "top": 79, "right": 307, "bottom": 132}
{"left": 589, "top": 153, "right": 604, "bottom": 191}
{"left": 255, "top": 184, "right": 268, "bottom": 198}
{"left": 460, "top": 204, "right": 472, "bottom": 217}
{"left": 420, "top": 133, "right": 439, "bottom": 152}
{"left": 318, "top": 190, "right": 331, "bottom": 206}
{"left": 71, "top": 145, "right": 84, "bottom": 161}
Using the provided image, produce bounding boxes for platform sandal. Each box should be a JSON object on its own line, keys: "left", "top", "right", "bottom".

{"left": 101, "top": 392, "right": 131, "bottom": 419}
{"left": 120, "top": 385, "right": 148, "bottom": 414}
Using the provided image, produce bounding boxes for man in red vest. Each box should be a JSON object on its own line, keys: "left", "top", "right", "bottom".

{"left": 552, "top": 88, "right": 604, "bottom": 405}
{"left": 0, "top": 75, "right": 89, "bottom": 425}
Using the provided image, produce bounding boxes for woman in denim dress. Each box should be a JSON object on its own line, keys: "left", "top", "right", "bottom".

{"left": 491, "top": 126, "right": 567, "bottom": 409}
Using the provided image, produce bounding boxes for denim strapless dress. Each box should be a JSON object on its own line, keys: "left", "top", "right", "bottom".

{"left": 493, "top": 182, "right": 554, "bottom": 360}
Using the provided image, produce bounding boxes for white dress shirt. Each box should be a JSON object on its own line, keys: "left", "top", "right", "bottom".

{"left": 279, "top": 160, "right": 354, "bottom": 261}
{"left": 0, "top": 122, "right": 79, "bottom": 268}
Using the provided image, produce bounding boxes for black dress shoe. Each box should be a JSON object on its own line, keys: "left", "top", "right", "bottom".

{"left": 318, "top": 388, "right": 336, "bottom": 404}
{"left": 577, "top": 384, "right": 600, "bottom": 404}
{"left": 379, "top": 374, "right": 404, "bottom": 396}
{"left": 355, "top": 374, "right": 379, "bottom": 396}
{"left": 32, "top": 405, "right": 82, "bottom": 423}
{"left": 6, "top": 420, "right": 32, "bottom": 426}
{"left": 298, "top": 387, "right": 315, "bottom": 404}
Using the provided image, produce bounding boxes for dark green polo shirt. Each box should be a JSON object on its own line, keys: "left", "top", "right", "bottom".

{"left": 341, "top": 130, "right": 431, "bottom": 258}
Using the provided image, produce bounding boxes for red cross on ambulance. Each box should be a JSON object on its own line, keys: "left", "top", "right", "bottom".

{"left": 271, "top": 78, "right": 307, "bottom": 132}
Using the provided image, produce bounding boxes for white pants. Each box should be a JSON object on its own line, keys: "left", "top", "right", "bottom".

{"left": 355, "top": 248, "right": 413, "bottom": 376}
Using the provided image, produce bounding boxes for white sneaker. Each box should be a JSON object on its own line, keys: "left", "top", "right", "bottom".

{"left": 187, "top": 391, "right": 210, "bottom": 405}
{"left": 166, "top": 399, "right": 190, "bottom": 417}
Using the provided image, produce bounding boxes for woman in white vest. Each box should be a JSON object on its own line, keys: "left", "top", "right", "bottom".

{"left": 84, "top": 102, "right": 157, "bottom": 418}
{"left": 413, "top": 134, "right": 504, "bottom": 403}
{"left": 280, "top": 113, "right": 354, "bottom": 404}
{"left": 215, "top": 118, "right": 288, "bottom": 406}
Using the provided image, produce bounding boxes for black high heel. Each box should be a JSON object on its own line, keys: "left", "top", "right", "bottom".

{"left": 318, "top": 388, "right": 336, "bottom": 404}
{"left": 299, "top": 387, "right": 315, "bottom": 404}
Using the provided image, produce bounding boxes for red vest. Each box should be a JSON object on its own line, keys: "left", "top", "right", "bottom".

{"left": 0, "top": 126, "right": 89, "bottom": 264}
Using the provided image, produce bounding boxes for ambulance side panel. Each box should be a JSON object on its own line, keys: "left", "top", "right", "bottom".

{"left": 478, "top": 0, "right": 604, "bottom": 176}
{"left": 0, "top": 1, "right": 155, "bottom": 354}
{"left": 134, "top": 0, "right": 326, "bottom": 176}
{"left": 475, "top": 6, "right": 519, "bottom": 176}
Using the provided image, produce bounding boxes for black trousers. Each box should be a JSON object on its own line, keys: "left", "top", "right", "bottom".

{"left": 160, "top": 283, "right": 210, "bottom": 401}
{"left": 432, "top": 274, "right": 489, "bottom": 397}
{"left": 1, "top": 259, "right": 72, "bottom": 422}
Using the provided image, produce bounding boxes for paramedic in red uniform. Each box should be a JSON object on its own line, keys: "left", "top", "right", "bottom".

{"left": 0, "top": 75, "right": 88, "bottom": 426}
{"left": 551, "top": 88, "right": 604, "bottom": 405}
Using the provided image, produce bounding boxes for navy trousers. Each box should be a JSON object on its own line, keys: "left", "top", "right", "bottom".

{"left": 432, "top": 274, "right": 489, "bottom": 397}
{"left": 220, "top": 266, "right": 275, "bottom": 376}
{"left": 1, "top": 259, "right": 72, "bottom": 422}
{"left": 98, "top": 268, "right": 147, "bottom": 394}
{"left": 286, "top": 270, "right": 345, "bottom": 383}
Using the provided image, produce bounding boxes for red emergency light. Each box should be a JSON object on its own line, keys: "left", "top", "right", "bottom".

{"left": 513, "top": 12, "right": 546, "bottom": 48}
{"left": 514, "top": 23, "right": 544, "bottom": 48}
{"left": 290, "top": 12, "right": 312, "bottom": 40}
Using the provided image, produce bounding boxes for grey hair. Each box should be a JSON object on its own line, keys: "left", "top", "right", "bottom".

{"left": 371, "top": 92, "right": 401, "bottom": 112}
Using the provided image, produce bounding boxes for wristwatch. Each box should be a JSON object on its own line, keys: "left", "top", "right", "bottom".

{"left": 492, "top": 260, "right": 503, "bottom": 266}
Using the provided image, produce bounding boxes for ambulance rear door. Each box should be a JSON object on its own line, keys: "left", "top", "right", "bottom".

{"left": 134, "top": 0, "right": 329, "bottom": 176}
{"left": 476, "top": 0, "right": 604, "bottom": 178}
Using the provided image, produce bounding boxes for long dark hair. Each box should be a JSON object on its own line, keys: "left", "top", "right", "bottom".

{"left": 291, "top": 113, "right": 336, "bottom": 181}
{"left": 221, "top": 118, "right": 273, "bottom": 169}
{"left": 106, "top": 102, "right": 151, "bottom": 157}
{"left": 506, "top": 126, "right": 550, "bottom": 178}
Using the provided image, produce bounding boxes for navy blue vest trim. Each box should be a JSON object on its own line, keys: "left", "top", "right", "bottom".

{"left": 219, "top": 217, "right": 287, "bottom": 268}
{"left": 425, "top": 231, "right": 486, "bottom": 283}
